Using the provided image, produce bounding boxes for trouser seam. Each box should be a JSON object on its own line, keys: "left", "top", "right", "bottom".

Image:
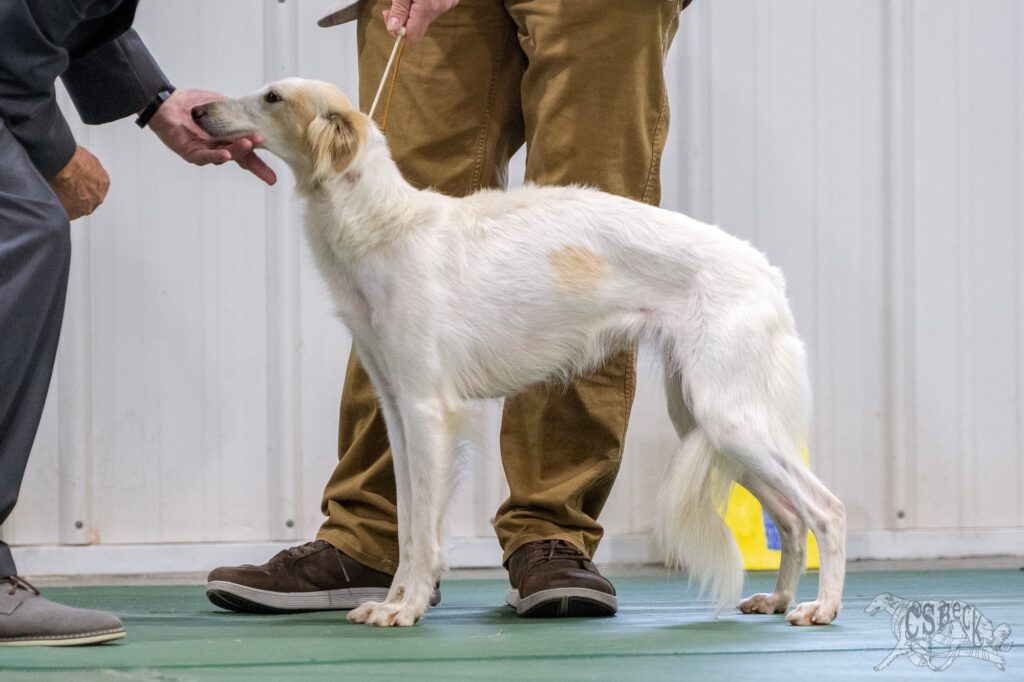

{"left": 575, "top": 468, "right": 619, "bottom": 556}
{"left": 623, "top": 345, "right": 637, "bottom": 451}
{"left": 640, "top": 93, "right": 668, "bottom": 205}
{"left": 640, "top": 6, "right": 678, "bottom": 205}
{"left": 469, "top": 23, "right": 514, "bottom": 193}
{"left": 575, "top": 347, "right": 636, "bottom": 556}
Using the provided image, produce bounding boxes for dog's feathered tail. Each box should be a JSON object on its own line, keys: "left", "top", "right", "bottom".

{"left": 655, "top": 394, "right": 745, "bottom": 613}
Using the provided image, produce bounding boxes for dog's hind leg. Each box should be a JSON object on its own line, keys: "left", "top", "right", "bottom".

{"left": 736, "top": 471, "right": 806, "bottom": 615}
{"left": 656, "top": 370, "right": 745, "bottom": 610}
{"left": 684, "top": 325, "right": 845, "bottom": 624}
{"left": 782, "top": 471, "right": 845, "bottom": 625}
{"left": 701, "top": 421, "right": 845, "bottom": 624}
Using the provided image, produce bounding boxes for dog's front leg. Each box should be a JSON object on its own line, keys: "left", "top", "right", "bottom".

{"left": 344, "top": 349, "right": 416, "bottom": 624}
{"left": 350, "top": 395, "right": 454, "bottom": 627}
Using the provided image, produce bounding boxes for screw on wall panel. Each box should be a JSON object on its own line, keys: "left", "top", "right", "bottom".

{"left": 896, "top": 510, "right": 905, "bottom": 519}
{"left": 286, "top": 519, "right": 294, "bottom": 528}
{"left": 74, "top": 520, "right": 84, "bottom": 529}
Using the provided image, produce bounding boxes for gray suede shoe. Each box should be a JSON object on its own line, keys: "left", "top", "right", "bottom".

{"left": 0, "top": 576, "right": 125, "bottom": 646}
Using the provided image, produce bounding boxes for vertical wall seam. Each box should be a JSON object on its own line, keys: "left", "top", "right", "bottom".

{"left": 705, "top": 0, "right": 715, "bottom": 221}
{"left": 262, "top": 0, "right": 301, "bottom": 542}
{"left": 882, "top": 0, "right": 915, "bottom": 531}
{"left": 287, "top": 0, "right": 304, "bottom": 543}
{"left": 1016, "top": 0, "right": 1023, "bottom": 525}
{"left": 56, "top": 96, "right": 92, "bottom": 546}
{"left": 811, "top": 0, "right": 825, "bottom": 478}
{"left": 954, "top": 2, "right": 967, "bottom": 529}
{"left": 751, "top": 0, "right": 760, "bottom": 245}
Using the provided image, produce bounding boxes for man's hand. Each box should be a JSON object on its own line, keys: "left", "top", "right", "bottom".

{"left": 148, "top": 89, "right": 277, "bottom": 185}
{"left": 384, "top": 0, "right": 459, "bottom": 42}
{"left": 49, "top": 146, "right": 110, "bottom": 220}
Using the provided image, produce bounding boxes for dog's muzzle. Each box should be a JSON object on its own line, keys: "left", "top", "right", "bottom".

{"left": 191, "top": 102, "right": 253, "bottom": 140}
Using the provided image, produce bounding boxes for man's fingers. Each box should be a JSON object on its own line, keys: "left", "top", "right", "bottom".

{"left": 187, "top": 147, "right": 232, "bottom": 165}
{"left": 222, "top": 137, "right": 254, "bottom": 159}
{"left": 387, "top": 2, "right": 457, "bottom": 42}
{"left": 404, "top": 13, "right": 431, "bottom": 41}
{"left": 385, "top": 6, "right": 424, "bottom": 42}
{"left": 235, "top": 152, "right": 277, "bottom": 186}
{"left": 386, "top": 0, "right": 411, "bottom": 33}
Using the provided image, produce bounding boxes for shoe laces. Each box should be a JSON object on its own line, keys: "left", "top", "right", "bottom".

{"left": 283, "top": 541, "right": 326, "bottom": 559}
{"left": 274, "top": 541, "right": 353, "bottom": 585}
{"left": 4, "top": 576, "right": 40, "bottom": 596}
{"left": 266, "top": 541, "right": 325, "bottom": 569}
{"left": 530, "top": 540, "right": 587, "bottom": 564}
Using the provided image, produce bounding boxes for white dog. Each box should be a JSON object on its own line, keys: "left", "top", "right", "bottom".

{"left": 193, "top": 78, "right": 846, "bottom": 628}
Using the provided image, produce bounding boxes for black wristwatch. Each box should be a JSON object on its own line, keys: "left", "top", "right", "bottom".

{"left": 135, "top": 88, "right": 176, "bottom": 128}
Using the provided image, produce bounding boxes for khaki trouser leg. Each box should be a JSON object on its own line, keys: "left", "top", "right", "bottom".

{"left": 317, "top": 0, "right": 525, "bottom": 574}
{"left": 495, "top": 0, "right": 682, "bottom": 563}
{"left": 318, "top": 0, "right": 683, "bottom": 573}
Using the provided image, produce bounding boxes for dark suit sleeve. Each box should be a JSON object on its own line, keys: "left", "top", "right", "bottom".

{"left": 62, "top": 29, "right": 174, "bottom": 126}
{"left": 0, "top": 0, "right": 173, "bottom": 180}
{"left": 0, "top": 1, "right": 77, "bottom": 179}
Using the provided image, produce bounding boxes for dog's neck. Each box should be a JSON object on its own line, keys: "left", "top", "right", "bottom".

{"left": 304, "top": 132, "right": 431, "bottom": 259}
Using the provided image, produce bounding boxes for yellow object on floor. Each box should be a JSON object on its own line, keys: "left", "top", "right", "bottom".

{"left": 724, "top": 445, "right": 820, "bottom": 570}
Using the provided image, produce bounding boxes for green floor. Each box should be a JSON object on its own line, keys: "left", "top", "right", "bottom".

{"left": 2, "top": 569, "right": 1021, "bottom": 681}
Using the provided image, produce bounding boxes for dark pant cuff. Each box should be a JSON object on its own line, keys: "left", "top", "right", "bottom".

{"left": 0, "top": 541, "right": 17, "bottom": 577}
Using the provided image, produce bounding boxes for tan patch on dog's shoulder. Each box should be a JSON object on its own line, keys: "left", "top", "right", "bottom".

{"left": 548, "top": 246, "right": 608, "bottom": 291}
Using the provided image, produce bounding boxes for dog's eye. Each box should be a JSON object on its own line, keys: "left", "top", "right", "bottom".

{"left": 264, "top": 90, "right": 283, "bottom": 104}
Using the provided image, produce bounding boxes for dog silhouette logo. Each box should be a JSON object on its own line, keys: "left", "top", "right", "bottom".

{"left": 866, "top": 593, "right": 1013, "bottom": 672}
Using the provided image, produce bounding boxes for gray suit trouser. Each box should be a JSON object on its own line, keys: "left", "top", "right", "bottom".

{"left": 0, "top": 121, "right": 72, "bottom": 577}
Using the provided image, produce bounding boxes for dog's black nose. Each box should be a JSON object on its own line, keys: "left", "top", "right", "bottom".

{"left": 191, "top": 105, "right": 207, "bottom": 122}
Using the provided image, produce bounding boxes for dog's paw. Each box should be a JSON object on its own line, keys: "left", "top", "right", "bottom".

{"left": 347, "top": 601, "right": 381, "bottom": 624}
{"left": 354, "top": 600, "right": 422, "bottom": 627}
{"left": 786, "top": 600, "right": 839, "bottom": 626}
{"left": 738, "top": 592, "right": 789, "bottom": 615}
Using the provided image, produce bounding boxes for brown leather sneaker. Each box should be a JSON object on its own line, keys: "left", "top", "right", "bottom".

{"left": 206, "top": 540, "right": 440, "bottom": 613}
{"left": 505, "top": 540, "right": 617, "bottom": 617}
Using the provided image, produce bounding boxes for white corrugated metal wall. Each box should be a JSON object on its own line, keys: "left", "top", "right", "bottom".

{"left": 5, "top": 0, "right": 1023, "bottom": 574}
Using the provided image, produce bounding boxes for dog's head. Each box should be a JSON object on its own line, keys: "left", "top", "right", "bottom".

{"left": 192, "top": 78, "right": 370, "bottom": 188}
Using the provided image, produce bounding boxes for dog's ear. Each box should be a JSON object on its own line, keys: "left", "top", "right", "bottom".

{"left": 305, "top": 110, "right": 362, "bottom": 184}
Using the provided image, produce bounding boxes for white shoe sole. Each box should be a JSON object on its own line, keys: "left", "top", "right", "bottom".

{"left": 206, "top": 581, "right": 389, "bottom": 611}
{"left": 506, "top": 587, "right": 618, "bottom": 616}
{"left": 0, "top": 628, "right": 126, "bottom": 647}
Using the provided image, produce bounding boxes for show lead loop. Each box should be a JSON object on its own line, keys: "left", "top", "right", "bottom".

{"left": 368, "top": 26, "right": 407, "bottom": 134}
